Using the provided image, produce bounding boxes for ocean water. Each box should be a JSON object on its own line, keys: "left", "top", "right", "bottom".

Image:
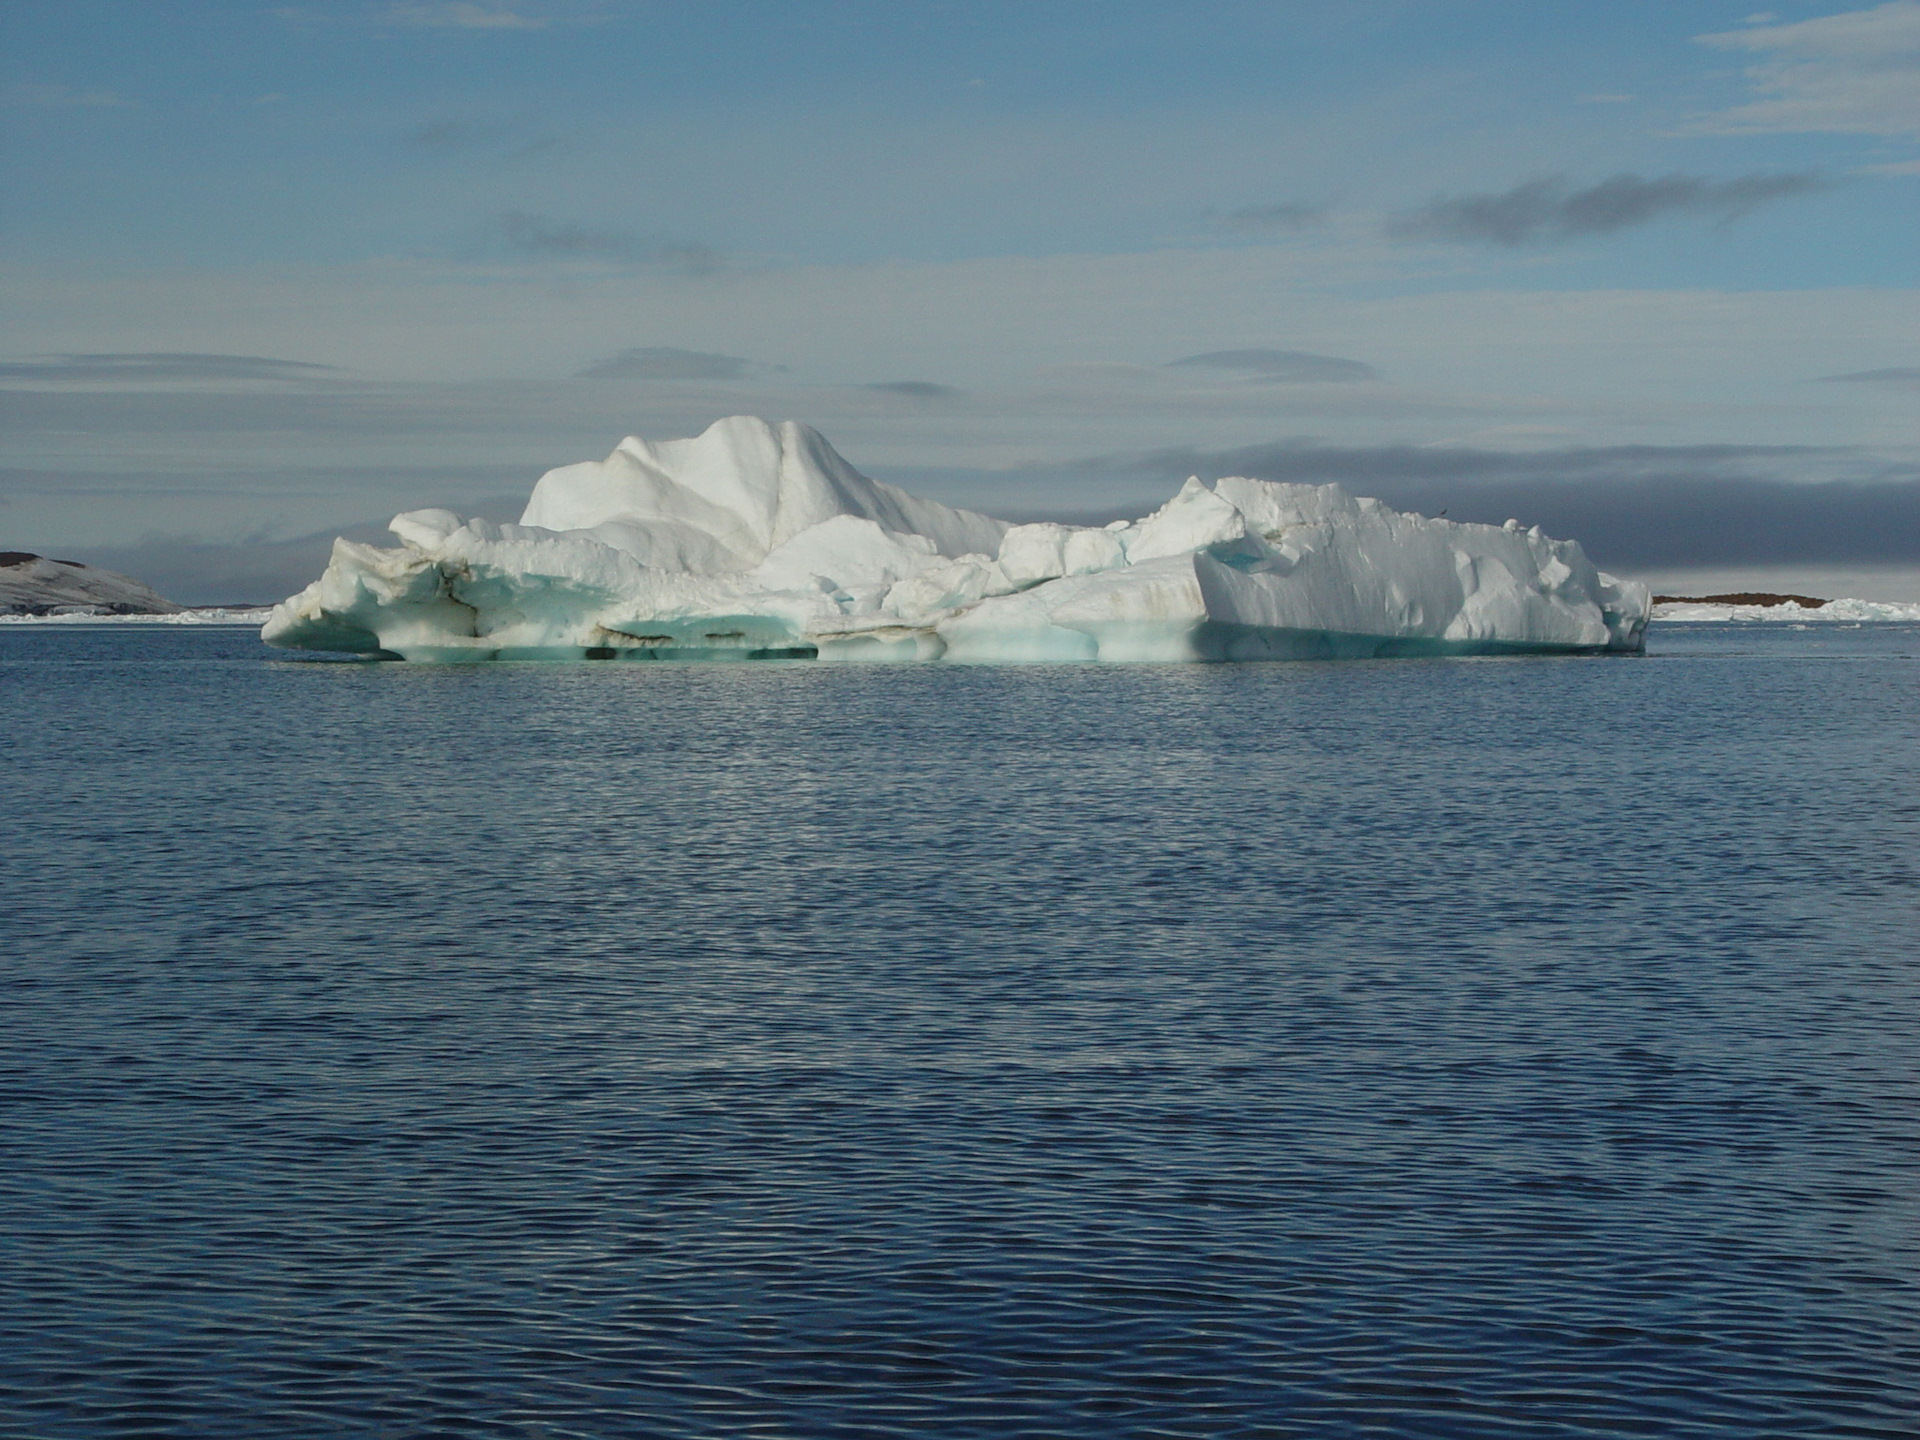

{"left": 3, "top": 624, "right": 1916, "bottom": 1440}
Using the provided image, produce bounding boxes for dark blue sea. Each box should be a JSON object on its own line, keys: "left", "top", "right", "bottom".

{"left": 3, "top": 624, "right": 1917, "bottom": 1440}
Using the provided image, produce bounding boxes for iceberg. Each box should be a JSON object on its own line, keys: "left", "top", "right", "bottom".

{"left": 263, "top": 416, "right": 1650, "bottom": 662}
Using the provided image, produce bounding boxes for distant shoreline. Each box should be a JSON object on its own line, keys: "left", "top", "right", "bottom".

{"left": 1652, "top": 591, "right": 1827, "bottom": 609}
{"left": 0, "top": 607, "right": 274, "bottom": 626}
{"left": 11, "top": 601, "right": 1920, "bottom": 630}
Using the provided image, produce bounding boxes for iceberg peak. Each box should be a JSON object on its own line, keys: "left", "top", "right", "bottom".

{"left": 519, "top": 415, "right": 1005, "bottom": 572}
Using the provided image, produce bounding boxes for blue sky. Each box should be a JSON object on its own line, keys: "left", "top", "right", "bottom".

{"left": 3, "top": 1, "right": 1917, "bottom": 598}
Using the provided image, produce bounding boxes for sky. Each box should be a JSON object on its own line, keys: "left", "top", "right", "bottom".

{"left": 2, "top": 0, "right": 1917, "bottom": 601}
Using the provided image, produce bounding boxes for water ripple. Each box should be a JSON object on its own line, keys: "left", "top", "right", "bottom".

{"left": 2, "top": 625, "right": 1917, "bottom": 1437}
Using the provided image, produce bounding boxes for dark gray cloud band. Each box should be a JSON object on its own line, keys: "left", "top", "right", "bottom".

{"left": 0, "top": 353, "right": 339, "bottom": 383}
{"left": 577, "top": 347, "right": 752, "bottom": 381}
{"left": 1220, "top": 202, "right": 1326, "bottom": 233}
{"left": 1388, "top": 171, "right": 1831, "bottom": 246}
{"left": 0, "top": 382, "right": 557, "bottom": 435}
{"left": 864, "top": 381, "right": 960, "bottom": 399}
{"left": 404, "top": 116, "right": 561, "bottom": 156}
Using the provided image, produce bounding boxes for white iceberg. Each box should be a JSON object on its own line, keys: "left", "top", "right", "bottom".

{"left": 263, "top": 416, "right": 1651, "bottom": 663}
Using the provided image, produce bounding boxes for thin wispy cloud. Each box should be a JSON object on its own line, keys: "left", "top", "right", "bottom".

{"left": 492, "top": 211, "right": 723, "bottom": 275}
{"left": 406, "top": 118, "right": 508, "bottom": 148}
{"left": 1817, "top": 366, "right": 1920, "bottom": 383}
{"left": 1169, "top": 350, "right": 1377, "bottom": 383}
{"left": 865, "top": 381, "right": 962, "bottom": 399}
{"left": 0, "top": 353, "right": 340, "bottom": 383}
{"left": 576, "top": 347, "right": 753, "bottom": 381}
{"left": 1692, "top": 1, "right": 1920, "bottom": 138}
{"left": 403, "top": 116, "right": 563, "bottom": 158}
{"left": 1219, "top": 203, "right": 1326, "bottom": 233}
{"left": 381, "top": 2, "right": 548, "bottom": 30}
{"left": 1387, "top": 172, "right": 1831, "bottom": 246}
{"left": 3, "top": 83, "right": 135, "bottom": 109}
{"left": 273, "top": 3, "right": 552, "bottom": 31}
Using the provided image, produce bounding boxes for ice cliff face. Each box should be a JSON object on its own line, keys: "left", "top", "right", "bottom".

{"left": 263, "top": 416, "right": 1650, "bottom": 662}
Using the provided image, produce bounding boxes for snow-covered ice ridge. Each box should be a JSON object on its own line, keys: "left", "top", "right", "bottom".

{"left": 264, "top": 417, "right": 1651, "bottom": 663}
{"left": 1653, "top": 598, "right": 1920, "bottom": 623}
{"left": 1, "top": 607, "right": 274, "bottom": 625}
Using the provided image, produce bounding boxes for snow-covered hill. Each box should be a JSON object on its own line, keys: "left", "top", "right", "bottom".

{"left": 0, "top": 553, "right": 183, "bottom": 617}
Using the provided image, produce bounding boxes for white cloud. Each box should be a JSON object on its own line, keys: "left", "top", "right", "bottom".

{"left": 1692, "top": 1, "right": 1920, "bottom": 137}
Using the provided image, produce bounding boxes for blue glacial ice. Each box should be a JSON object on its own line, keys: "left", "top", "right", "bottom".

{"left": 262, "top": 416, "right": 1651, "bottom": 662}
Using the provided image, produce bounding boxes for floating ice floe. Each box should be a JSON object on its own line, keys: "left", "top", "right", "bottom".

{"left": 263, "top": 416, "right": 1652, "bottom": 663}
